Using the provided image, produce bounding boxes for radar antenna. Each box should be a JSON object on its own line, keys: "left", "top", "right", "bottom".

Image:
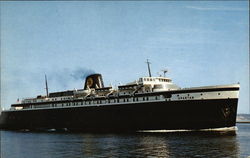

{"left": 146, "top": 59, "right": 152, "bottom": 77}
{"left": 161, "top": 69, "right": 168, "bottom": 77}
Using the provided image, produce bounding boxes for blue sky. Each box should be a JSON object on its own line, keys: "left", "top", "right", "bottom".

{"left": 0, "top": 1, "right": 249, "bottom": 113}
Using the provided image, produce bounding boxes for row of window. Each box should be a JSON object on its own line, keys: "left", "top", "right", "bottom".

{"left": 23, "top": 97, "right": 72, "bottom": 103}
{"left": 119, "top": 86, "right": 137, "bottom": 90}
{"left": 51, "top": 97, "right": 72, "bottom": 101}
{"left": 139, "top": 78, "right": 171, "bottom": 82}
{"left": 25, "top": 96, "right": 162, "bottom": 109}
{"left": 178, "top": 96, "right": 194, "bottom": 100}
{"left": 158, "top": 78, "right": 171, "bottom": 82}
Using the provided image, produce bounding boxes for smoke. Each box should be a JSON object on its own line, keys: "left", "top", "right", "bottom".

{"left": 48, "top": 67, "right": 95, "bottom": 90}
{"left": 1, "top": 67, "right": 96, "bottom": 108}
{"left": 70, "top": 68, "right": 95, "bottom": 80}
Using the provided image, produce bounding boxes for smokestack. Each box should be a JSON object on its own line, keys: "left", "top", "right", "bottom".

{"left": 84, "top": 74, "right": 104, "bottom": 89}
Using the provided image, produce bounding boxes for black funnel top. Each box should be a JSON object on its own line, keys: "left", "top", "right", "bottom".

{"left": 84, "top": 74, "right": 104, "bottom": 89}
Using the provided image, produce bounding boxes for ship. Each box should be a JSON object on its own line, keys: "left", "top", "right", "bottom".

{"left": 0, "top": 61, "right": 240, "bottom": 132}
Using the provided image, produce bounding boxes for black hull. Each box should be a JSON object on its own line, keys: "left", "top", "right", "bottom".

{"left": 0, "top": 99, "right": 238, "bottom": 132}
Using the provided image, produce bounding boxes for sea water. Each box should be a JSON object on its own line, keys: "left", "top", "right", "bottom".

{"left": 1, "top": 123, "right": 250, "bottom": 158}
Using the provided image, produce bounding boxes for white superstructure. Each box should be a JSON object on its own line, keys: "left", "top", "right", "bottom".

{"left": 9, "top": 73, "right": 239, "bottom": 111}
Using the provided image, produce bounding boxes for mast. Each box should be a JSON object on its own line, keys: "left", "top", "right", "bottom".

{"left": 146, "top": 59, "right": 152, "bottom": 77}
{"left": 45, "top": 75, "right": 49, "bottom": 97}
